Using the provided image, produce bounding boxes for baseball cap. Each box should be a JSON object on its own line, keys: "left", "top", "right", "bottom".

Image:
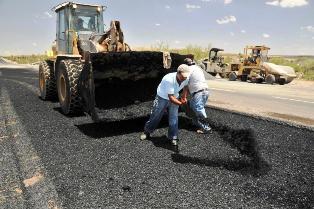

{"left": 183, "top": 58, "right": 195, "bottom": 66}
{"left": 177, "top": 64, "right": 191, "bottom": 77}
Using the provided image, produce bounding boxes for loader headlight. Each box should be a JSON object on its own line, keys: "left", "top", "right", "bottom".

{"left": 72, "top": 4, "right": 77, "bottom": 9}
{"left": 97, "top": 7, "right": 102, "bottom": 12}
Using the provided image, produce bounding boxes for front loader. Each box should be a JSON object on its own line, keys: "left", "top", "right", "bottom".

{"left": 39, "top": 2, "right": 191, "bottom": 121}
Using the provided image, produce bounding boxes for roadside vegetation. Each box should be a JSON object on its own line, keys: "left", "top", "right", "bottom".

{"left": 4, "top": 54, "right": 49, "bottom": 65}
{"left": 4, "top": 46, "right": 314, "bottom": 80}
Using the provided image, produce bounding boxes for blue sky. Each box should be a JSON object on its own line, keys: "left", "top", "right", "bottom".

{"left": 0, "top": 0, "right": 313, "bottom": 55}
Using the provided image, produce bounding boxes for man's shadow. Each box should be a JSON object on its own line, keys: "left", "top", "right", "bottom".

{"left": 174, "top": 116, "right": 271, "bottom": 177}
{"left": 149, "top": 135, "right": 180, "bottom": 153}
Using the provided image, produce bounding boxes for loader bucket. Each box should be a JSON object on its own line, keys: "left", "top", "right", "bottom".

{"left": 80, "top": 51, "right": 192, "bottom": 120}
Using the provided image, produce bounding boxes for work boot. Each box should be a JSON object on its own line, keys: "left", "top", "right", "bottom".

{"left": 140, "top": 132, "right": 150, "bottom": 140}
{"left": 171, "top": 139, "right": 178, "bottom": 146}
{"left": 196, "top": 127, "right": 212, "bottom": 134}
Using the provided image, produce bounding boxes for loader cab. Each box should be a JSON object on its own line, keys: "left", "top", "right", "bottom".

{"left": 55, "top": 2, "right": 105, "bottom": 54}
{"left": 244, "top": 45, "right": 270, "bottom": 65}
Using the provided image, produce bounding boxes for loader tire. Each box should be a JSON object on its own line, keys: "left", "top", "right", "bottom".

{"left": 209, "top": 72, "right": 217, "bottom": 76}
{"left": 278, "top": 78, "right": 286, "bottom": 85}
{"left": 240, "top": 74, "right": 248, "bottom": 82}
{"left": 57, "top": 59, "right": 83, "bottom": 115}
{"left": 39, "top": 60, "right": 57, "bottom": 100}
{"left": 219, "top": 73, "right": 226, "bottom": 78}
{"left": 265, "top": 74, "right": 275, "bottom": 85}
{"left": 229, "top": 72, "right": 237, "bottom": 81}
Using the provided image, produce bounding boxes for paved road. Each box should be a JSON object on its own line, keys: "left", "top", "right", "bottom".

{"left": 0, "top": 64, "right": 313, "bottom": 209}
{"left": 207, "top": 77, "right": 314, "bottom": 127}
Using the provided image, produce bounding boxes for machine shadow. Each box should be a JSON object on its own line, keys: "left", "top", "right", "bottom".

{"left": 75, "top": 115, "right": 169, "bottom": 138}
{"left": 53, "top": 107, "right": 86, "bottom": 117}
{"left": 76, "top": 114, "right": 193, "bottom": 138}
{"left": 39, "top": 96, "right": 59, "bottom": 103}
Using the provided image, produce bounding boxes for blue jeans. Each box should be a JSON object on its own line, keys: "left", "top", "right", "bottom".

{"left": 144, "top": 96, "right": 179, "bottom": 140}
{"left": 190, "top": 90, "right": 210, "bottom": 131}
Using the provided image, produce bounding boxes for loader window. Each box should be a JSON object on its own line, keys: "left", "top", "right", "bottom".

{"left": 58, "top": 10, "right": 66, "bottom": 40}
{"left": 261, "top": 50, "right": 269, "bottom": 62}
{"left": 57, "top": 9, "right": 68, "bottom": 53}
{"left": 72, "top": 6, "right": 102, "bottom": 32}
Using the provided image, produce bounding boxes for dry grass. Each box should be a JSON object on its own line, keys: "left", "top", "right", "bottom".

{"left": 4, "top": 55, "right": 49, "bottom": 64}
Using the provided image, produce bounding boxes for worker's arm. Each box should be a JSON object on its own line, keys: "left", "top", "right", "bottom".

{"left": 180, "top": 86, "right": 189, "bottom": 104}
{"left": 168, "top": 94, "right": 184, "bottom": 105}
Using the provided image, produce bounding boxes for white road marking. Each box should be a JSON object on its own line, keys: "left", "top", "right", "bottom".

{"left": 210, "top": 87, "right": 236, "bottom": 93}
{"left": 273, "top": 96, "right": 314, "bottom": 104}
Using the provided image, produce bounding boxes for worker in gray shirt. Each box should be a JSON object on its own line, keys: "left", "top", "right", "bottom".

{"left": 184, "top": 58, "right": 211, "bottom": 133}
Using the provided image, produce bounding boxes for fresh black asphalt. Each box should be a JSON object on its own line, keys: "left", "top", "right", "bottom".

{"left": 0, "top": 67, "right": 313, "bottom": 209}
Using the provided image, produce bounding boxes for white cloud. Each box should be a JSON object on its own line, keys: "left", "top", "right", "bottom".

{"left": 44, "top": 11, "right": 53, "bottom": 18}
{"left": 224, "top": 0, "right": 233, "bottom": 4}
{"left": 265, "top": 0, "right": 308, "bottom": 8}
{"left": 230, "top": 32, "right": 235, "bottom": 36}
{"left": 263, "top": 33, "right": 270, "bottom": 38}
{"left": 301, "top": 25, "right": 314, "bottom": 33}
{"left": 266, "top": 0, "right": 280, "bottom": 6}
{"left": 312, "top": 37, "right": 314, "bottom": 39}
{"left": 34, "top": 11, "right": 54, "bottom": 20}
{"left": 165, "top": 5, "right": 170, "bottom": 9}
{"left": 186, "top": 4, "right": 201, "bottom": 9}
{"left": 155, "top": 23, "right": 161, "bottom": 26}
{"left": 241, "top": 30, "right": 246, "bottom": 33}
{"left": 32, "top": 42, "right": 37, "bottom": 47}
{"left": 174, "top": 40, "right": 181, "bottom": 44}
{"left": 216, "top": 15, "right": 236, "bottom": 24}
{"left": 201, "top": 0, "right": 232, "bottom": 5}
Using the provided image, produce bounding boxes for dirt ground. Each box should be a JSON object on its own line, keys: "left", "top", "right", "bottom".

{"left": 288, "top": 79, "right": 314, "bottom": 87}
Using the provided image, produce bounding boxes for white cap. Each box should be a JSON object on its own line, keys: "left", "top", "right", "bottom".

{"left": 177, "top": 64, "right": 191, "bottom": 77}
